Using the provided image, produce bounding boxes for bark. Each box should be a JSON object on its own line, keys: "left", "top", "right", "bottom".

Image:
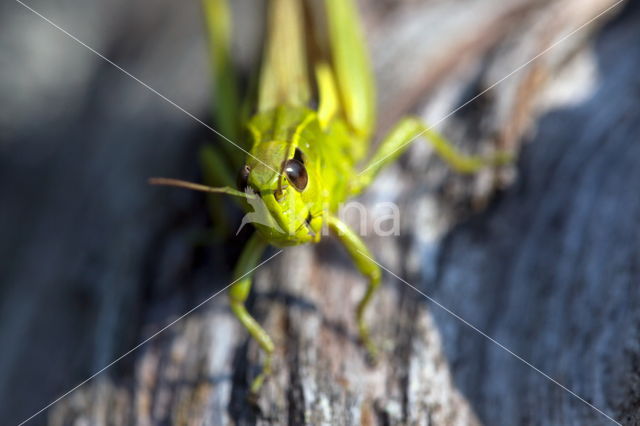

{"left": 0, "top": 0, "right": 637, "bottom": 425}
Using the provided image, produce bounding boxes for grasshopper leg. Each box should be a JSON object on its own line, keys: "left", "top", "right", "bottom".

{"left": 352, "top": 117, "right": 513, "bottom": 195}
{"left": 202, "top": 0, "right": 241, "bottom": 146}
{"left": 324, "top": 0, "right": 375, "bottom": 140}
{"left": 199, "top": 144, "right": 239, "bottom": 238}
{"left": 328, "top": 215, "right": 381, "bottom": 362}
{"left": 229, "top": 233, "right": 275, "bottom": 394}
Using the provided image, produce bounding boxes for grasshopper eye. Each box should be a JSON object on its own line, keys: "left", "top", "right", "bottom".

{"left": 237, "top": 165, "right": 251, "bottom": 191}
{"left": 284, "top": 159, "right": 308, "bottom": 191}
{"left": 294, "top": 147, "right": 305, "bottom": 163}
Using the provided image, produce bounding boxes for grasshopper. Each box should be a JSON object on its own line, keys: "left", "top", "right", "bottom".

{"left": 151, "top": 0, "right": 510, "bottom": 394}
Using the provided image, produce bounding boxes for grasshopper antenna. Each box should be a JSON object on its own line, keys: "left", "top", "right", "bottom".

{"left": 148, "top": 177, "right": 255, "bottom": 199}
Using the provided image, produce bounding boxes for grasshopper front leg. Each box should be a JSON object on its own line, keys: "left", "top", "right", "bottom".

{"left": 198, "top": 144, "right": 238, "bottom": 238}
{"left": 229, "top": 233, "right": 274, "bottom": 394}
{"left": 352, "top": 117, "right": 513, "bottom": 195}
{"left": 328, "top": 215, "right": 381, "bottom": 362}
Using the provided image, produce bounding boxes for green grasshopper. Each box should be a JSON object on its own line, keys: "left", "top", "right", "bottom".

{"left": 152, "top": 0, "right": 510, "bottom": 394}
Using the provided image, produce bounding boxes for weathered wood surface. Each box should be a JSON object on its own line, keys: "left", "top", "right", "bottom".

{"left": 1, "top": 0, "right": 638, "bottom": 425}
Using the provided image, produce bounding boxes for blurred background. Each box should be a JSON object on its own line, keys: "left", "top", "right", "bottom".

{"left": 1, "top": 0, "right": 639, "bottom": 425}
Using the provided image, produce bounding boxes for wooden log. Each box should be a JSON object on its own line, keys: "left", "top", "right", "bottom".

{"left": 1, "top": 0, "right": 635, "bottom": 425}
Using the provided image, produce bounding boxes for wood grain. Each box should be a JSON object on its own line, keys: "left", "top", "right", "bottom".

{"left": 0, "top": 0, "right": 636, "bottom": 425}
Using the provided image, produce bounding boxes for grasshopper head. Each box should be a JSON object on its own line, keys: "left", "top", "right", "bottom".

{"left": 239, "top": 141, "right": 324, "bottom": 246}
